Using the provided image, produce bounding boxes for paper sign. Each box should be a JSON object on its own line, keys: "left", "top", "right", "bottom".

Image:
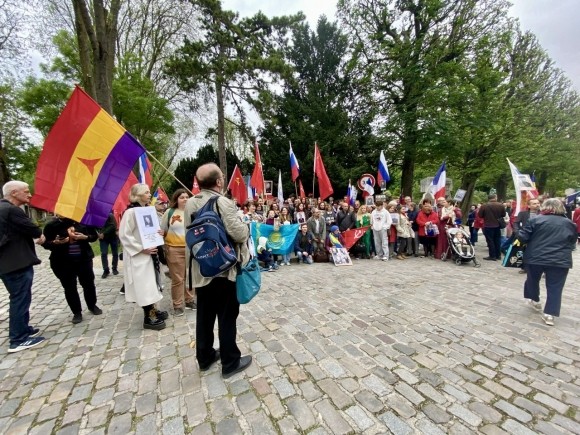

{"left": 133, "top": 206, "right": 164, "bottom": 249}
{"left": 453, "top": 189, "right": 466, "bottom": 201}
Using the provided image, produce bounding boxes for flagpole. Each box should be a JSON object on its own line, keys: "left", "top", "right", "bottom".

{"left": 294, "top": 180, "right": 297, "bottom": 197}
{"left": 145, "top": 150, "right": 193, "bottom": 195}
{"left": 313, "top": 142, "right": 317, "bottom": 198}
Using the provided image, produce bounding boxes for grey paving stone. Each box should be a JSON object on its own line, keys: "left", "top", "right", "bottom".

{"left": 422, "top": 403, "right": 451, "bottom": 424}
{"left": 161, "top": 396, "right": 180, "bottom": 419}
{"left": 379, "top": 410, "right": 414, "bottom": 435}
{"left": 162, "top": 417, "right": 185, "bottom": 435}
{"left": 494, "top": 400, "right": 532, "bottom": 423}
{"left": 136, "top": 413, "right": 157, "bottom": 435}
{"left": 136, "top": 392, "right": 157, "bottom": 417}
{"left": 185, "top": 391, "right": 207, "bottom": 426}
{"left": 354, "top": 390, "right": 384, "bottom": 414}
{"left": 501, "top": 418, "right": 537, "bottom": 435}
{"left": 345, "top": 405, "right": 375, "bottom": 431}
{"left": 449, "top": 403, "right": 482, "bottom": 427}
{"left": 215, "top": 417, "right": 243, "bottom": 434}
{"left": 272, "top": 377, "right": 296, "bottom": 399}
{"left": 29, "top": 418, "right": 56, "bottom": 435}
{"left": 318, "top": 378, "right": 354, "bottom": 409}
{"left": 190, "top": 422, "right": 213, "bottom": 435}
{"left": 108, "top": 413, "right": 132, "bottom": 435}
{"left": 236, "top": 391, "right": 261, "bottom": 414}
{"left": 315, "top": 399, "right": 353, "bottom": 435}
{"left": 395, "top": 381, "right": 425, "bottom": 405}
{"left": 469, "top": 402, "right": 503, "bottom": 423}
{"left": 533, "top": 393, "right": 569, "bottom": 414}
{"left": 288, "top": 397, "right": 317, "bottom": 431}
{"left": 210, "top": 397, "right": 235, "bottom": 421}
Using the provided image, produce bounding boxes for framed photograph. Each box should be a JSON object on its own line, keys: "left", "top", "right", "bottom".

{"left": 365, "top": 196, "right": 375, "bottom": 206}
{"left": 133, "top": 206, "right": 164, "bottom": 249}
{"left": 264, "top": 180, "right": 273, "bottom": 195}
{"left": 330, "top": 247, "right": 353, "bottom": 266}
{"left": 375, "top": 194, "right": 386, "bottom": 203}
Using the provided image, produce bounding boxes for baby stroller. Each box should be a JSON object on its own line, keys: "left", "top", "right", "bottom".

{"left": 441, "top": 227, "right": 480, "bottom": 267}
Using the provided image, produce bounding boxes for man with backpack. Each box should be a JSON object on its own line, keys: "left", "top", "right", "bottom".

{"left": 184, "top": 163, "right": 253, "bottom": 379}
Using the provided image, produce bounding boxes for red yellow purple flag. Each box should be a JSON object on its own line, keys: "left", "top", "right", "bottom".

{"left": 31, "top": 86, "right": 146, "bottom": 227}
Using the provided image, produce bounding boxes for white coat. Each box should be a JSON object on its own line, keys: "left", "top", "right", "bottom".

{"left": 119, "top": 207, "right": 163, "bottom": 307}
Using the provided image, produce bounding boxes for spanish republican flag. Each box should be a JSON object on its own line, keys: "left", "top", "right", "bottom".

{"left": 31, "top": 86, "right": 145, "bottom": 227}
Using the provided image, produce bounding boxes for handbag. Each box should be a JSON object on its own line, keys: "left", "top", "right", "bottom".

{"left": 313, "top": 250, "right": 329, "bottom": 263}
{"left": 502, "top": 240, "right": 524, "bottom": 268}
{"left": 498, "top": 216, "right": 507, "bottom": 229}
{"left": 236, "top": 238, "right": 261, "bottom": 304}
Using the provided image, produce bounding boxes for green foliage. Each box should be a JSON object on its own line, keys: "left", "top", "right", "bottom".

{"left": 259, "top": 17, "right": 378, "bottom": 196}
{"left": 0, "top": 82, "right": 41, "bottom": 186}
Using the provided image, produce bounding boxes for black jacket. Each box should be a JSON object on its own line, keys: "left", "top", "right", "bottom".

{"left": 336, "top": 209, "right": 356, "bottom": 232}
{"left": 519, "top": 214, "right": 576, "bottom": 268}
{"left": 0, "top": 199, "right": 42, "bottom": 274}
{"left": 99, "top": 213, "right": 118, "bottom": 241}
{"left": 478, "top": 201, "right": 506, "bottom": 228}
{"left": 42, "top": 217, "right": 98, "bottom": 261}
{"left": 513, "top": 210, "right": 538, "bottom": 238}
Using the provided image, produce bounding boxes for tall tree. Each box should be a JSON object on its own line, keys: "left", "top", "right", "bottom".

{"left": 72, "top": 0, "right": 121, "bottom": 113}
{"left": 165, "top": 0, "right": 304, "bottom": 179}
{"left": 259, "top": 17, "right": 377, "bottom": 196}
{"left": 338, "top": 0, "right": 510, "bottom": 196}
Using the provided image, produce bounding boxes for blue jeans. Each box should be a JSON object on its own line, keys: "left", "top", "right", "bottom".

{"left": 100, "top": 238, "right": 119, "bottom": 272}
{"left": 524, "top": 264, "right": 569, "bottom": 316}
{"left": 0, "top": 266, "right": 34, "bottom": 346}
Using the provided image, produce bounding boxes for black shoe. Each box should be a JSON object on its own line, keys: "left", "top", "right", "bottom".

{"left": 155, "top": 309, "right": 168, "bottom": 321}
{"left": 112, "top": 269, "right": 119, "bottom": 275}
{"left": 29, "top": 327, "right": 41, "bottom": 338}
{"left": 89, "top": 305, "right": 103, "bottom": 315}
{"left": 185, "top": 301, "right": 197, "bottom": 310}
{"left": 102, "top": 271, "right": 110, "bottom": 279}
{"left": 119, "top": 285, "right": 125, "bottom": 294}
{"left": 222, "top": 355, "right": 252, "bottom": 379}
{"left": 483, "top": 257, "right": 497, "bottom": 261}
{"left": 199, "top": 350, "right": 220, "bottom": 372}
{"left": 143, "top": 310, "right": 166, "bottom": 330}
{"left": 72, "top": 313, "right": 83, "bottom": 324}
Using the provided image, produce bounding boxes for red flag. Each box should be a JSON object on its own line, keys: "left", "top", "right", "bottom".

{"left": 156, "top": 186, "right": 169, "bottom": 203}
{"left": 314, "top": 143, "right": 333, "bottom": 201}
{"left": 192, "top": 176, "right": 200, "bottom": 194}
{"left": 112, "top": 171, "right": 140, "bottom": 226}
{"left": 299, "top": 179, "right": 306, "bottom": 199}
{"left": 342, "top": 226, "right": 371, "bottom": 250}
{"left": 250, "top": 142, "right": 265, "bottom": 195}
{"left": 227, "top": 164, "right": 247, "bottom": 206}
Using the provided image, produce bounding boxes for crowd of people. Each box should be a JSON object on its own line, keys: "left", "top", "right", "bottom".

{"left": 1, "top": 174, "right": 579, "bottom": 367}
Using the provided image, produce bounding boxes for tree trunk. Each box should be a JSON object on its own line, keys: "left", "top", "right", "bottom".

{"left": 459, "top": 178, "right": 478, "bottom": 224}
{"left": 536, "top": 170, "right": 547, "bottom": 194}
{"left": 401, "top": 149, "right": 415, "bottom": 197}
{"left": 495, "top": 173, "right": 508, "bottom": 201}
{"left": 72, "top": 0, "right": 120, "bottom": 115}
{"left": 0, "top": 133, "right": 11, "bottom": 196}
{"left": 216, "top": 79, "right": 227, "bottom": 181}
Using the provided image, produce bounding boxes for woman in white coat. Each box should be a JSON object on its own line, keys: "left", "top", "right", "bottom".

{"left": 119, "top": 184, "right": 167, "bottom": 330}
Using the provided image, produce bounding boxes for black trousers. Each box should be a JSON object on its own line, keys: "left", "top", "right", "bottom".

{"left": 50, "top": 257, "right": 97, "bottom": 314}
{"left": 483, "top": 227, "right": 502, "bottom": 259}
{"left": 196, "top": 277, "right": 241, "bottom": 372}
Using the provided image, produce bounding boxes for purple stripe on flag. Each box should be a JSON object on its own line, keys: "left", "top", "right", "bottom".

{"left": 81, "top": 132, "right": 145, "bottom": 226}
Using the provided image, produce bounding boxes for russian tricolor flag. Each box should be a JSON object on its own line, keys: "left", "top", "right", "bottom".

{"left": 377, "top": 150, "right": 390, "bottom": 185}
{"left": 429, "top": 161, "right": 446, "bottom": 199}
{"left": 289, "top": 143, "right": 300, "bottom": 182}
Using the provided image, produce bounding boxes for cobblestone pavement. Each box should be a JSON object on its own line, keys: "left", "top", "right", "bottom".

{"left": 1, "top": 245, "right": 579, "bottom": 435}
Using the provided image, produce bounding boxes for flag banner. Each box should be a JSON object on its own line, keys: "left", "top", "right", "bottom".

{"left": 250, "top": 142, "right": 265, "bottom": 195}
{"left": 377, "top": 150, "right": 390, "bottom": 185}
{"left": 138, "top": 154, "right": 153, "bottom": 186}
{"left": 112, "top": 170, "right": 140, "bottom": 225}
{"left": 277, "top": 170, "right": 284, "bottom": 207}
{"left": 192, "top": 176, "right": 201, "bottom": 194}
{"left": 507, "top": 159, "right": 534, "bottom": 216}
{"left": 347, "top": 180, "right": 357, "bottom": 206}
{"left": 298, "top": 179, "right": 306, "bottom": 199}
{"left": 32, "top": 86, "right": 145, "bottom": 227}
{"left": 289, "top": 143, "right": 300, "bottom": 182}
{"left": 342, "top": 226, "right": 370, "bottom": 250}
{"left": 151, "top": 186, "right": 169, "bottom": 205}
{"left": 251, "top": 222, "right": 300, "bottom": 255}
{"left": 227, "top": 165, "right": 247, "bottom": 205}
{"left": 428, "top": 161, "right": 446, "bottom": 199}
{"left": 565, "top": 191, "right": 580, "bottom": 206}
{"left": 314, "top": 143, "right": 333, "bottom": 200}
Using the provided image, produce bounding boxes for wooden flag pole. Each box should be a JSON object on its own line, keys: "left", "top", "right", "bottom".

{"left": 146, "top": 150, "right": 193, "bottom": 195}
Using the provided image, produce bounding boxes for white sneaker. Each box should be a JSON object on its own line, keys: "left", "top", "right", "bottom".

{"left": 279, "top": 262, "right": 284, "bottom": 266}
{"left": 374, "top": 255, "right": 380, "bottom": 260}
{"left": 285, "top": 262, "right": 291, "bottom": 266}
{"left": 541, "top": 313, "right": 554, "bottom": 326}
{"left": 382, "top": 256, "right": 388, "bottom": 261}
{"left": 526, "top": 299, "right": 542, "bottom": 311}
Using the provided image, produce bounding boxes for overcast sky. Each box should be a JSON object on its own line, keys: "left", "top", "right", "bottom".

{"left": 221, "top": 0, "right": 580, "bottom": 91}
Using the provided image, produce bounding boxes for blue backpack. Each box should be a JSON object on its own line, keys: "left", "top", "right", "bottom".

{"left": 186, "top": 196, "right": 237, "bottom": 284}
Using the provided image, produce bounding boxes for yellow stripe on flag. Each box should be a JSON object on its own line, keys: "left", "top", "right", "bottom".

{"left": 55, "top": 110, "right": 126, "bottom": 221}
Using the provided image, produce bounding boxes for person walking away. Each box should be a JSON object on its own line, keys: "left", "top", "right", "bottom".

{"left": 371, "top": 200, "right": 392, "bottom": 261}
{"left": 478, "top": 194, "right": 506, "bottom": 261}
{"left": 185, "top": 163, "right": 252, "bottom": 378}
{"left": 0, "top": 181, "right": 47, "bottom": 352}
{"left": 43, "top": 216, "right": 102, "bottom": 324}
{"left": 513, "top": 198, "right": 541, "bottom": 274}
{"left": 467, "top": 205, "right": 478, "bottom": 243}
{"left": 98, "top": 211, "right": 119, "bottom": 278}
{"left": 518, "top": 199, "right": 576, "bottom": 326}
{"left": 161, "top": 188, "right": 195, "bottom": 317}
{"left": 572, "top": 203, "right": 580, "bottom": 244}
{"left": 119, "top": 184, "right": 168, "bottom": 330}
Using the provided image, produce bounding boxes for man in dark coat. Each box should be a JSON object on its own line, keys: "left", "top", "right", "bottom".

{"left": 478, "top": 194, "right": 506, "bottom": 261}
{"left": 98, "top": 211, "right": 119, "bottom": 278}
{"left": 0, "top": 181, "right": 46, "bottom": 353}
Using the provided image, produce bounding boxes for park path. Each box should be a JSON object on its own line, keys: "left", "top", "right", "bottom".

{"left": 0, "top": 245, "right": 579, "bottom": 434}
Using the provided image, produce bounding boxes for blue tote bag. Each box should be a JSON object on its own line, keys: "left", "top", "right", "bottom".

{"left": 236, "top": 237, "right": 261, "bottom": 304}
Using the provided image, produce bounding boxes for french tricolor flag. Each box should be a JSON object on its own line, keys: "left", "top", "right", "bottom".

{"left": 289, "top": 143, "right": 300, "bottom": 182}
{"left": 429, "top": 161, "right": 446, "bottom": 199}
{"left": 377, "top": 150, "right": 390, "bottom": 185}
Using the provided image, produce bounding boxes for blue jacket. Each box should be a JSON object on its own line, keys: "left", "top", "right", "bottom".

{"left": 519, "top": 214, "right": 576, "bottom": 268}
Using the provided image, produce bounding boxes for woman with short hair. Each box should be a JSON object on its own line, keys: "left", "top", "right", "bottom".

{"left": 519, "top": 199, "right": 576, "bottom": 326}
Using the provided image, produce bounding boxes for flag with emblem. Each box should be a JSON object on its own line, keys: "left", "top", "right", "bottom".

{"left": 227, "top": 164, "right": 247, "bottom": 205}
{"left": 31, "top": 86, "right": 145, "bottom": 227}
